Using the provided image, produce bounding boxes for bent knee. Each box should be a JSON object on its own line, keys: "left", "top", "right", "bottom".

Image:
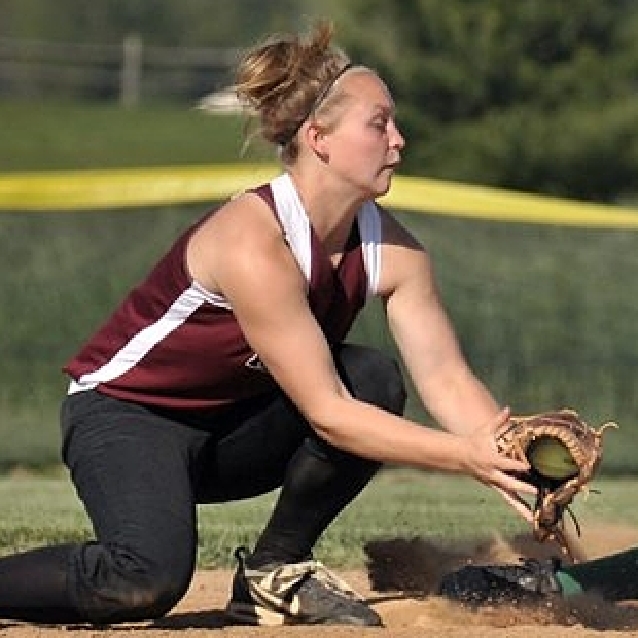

{"left": 82, "top": 574, "right": 188, "bottom": 624}
{"left": 115, "top": 577, "right": 186, "bottom": 620}
{"left": 71, "top": 543, "right": 192, "bottom": 624}
{"left": 336, "top": 345, "right": 406, "bottom": 415}
{"left": 379, "top": 356, "right": 407, "bottom": 415}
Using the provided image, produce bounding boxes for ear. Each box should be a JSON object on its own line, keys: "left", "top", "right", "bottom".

{"left": 304, "top": 120, "right": 330, "bottom": 162}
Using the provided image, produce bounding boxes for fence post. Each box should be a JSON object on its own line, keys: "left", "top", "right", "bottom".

{"left": 120, "top": 33, "right": 142, "bottom": 107}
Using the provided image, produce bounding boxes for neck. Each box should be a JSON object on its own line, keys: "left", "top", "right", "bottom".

{"left": 286, "top": 168, "right": 363, "bottom": 251}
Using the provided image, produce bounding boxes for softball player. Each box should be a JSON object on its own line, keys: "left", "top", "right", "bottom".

{"left": 0, "top": 21, "right": 533, "bottom": 627}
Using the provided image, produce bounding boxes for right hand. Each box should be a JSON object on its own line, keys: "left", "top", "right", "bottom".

{"left": 461, "top": 407, "right": 537, "bottom": 498}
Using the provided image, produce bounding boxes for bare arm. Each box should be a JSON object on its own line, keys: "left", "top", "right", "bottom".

{"left": 378, "top": 210, "right": 502, "bottom": 436}
{"left": 376, "top": 210, "right": 536, "bottom": 514}
{"left": 187, "top": 195, "right": 532, "bottom": 493}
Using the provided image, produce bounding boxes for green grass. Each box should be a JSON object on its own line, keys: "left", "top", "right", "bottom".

{"left": 0, "top": 470, "right": 634, "bottom": 568}
{"left": 0, "top": 100, "right": 273, "bottom": 171}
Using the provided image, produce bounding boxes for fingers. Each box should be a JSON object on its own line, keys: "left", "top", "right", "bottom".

{"left": 493, "top": 486, "right": 534, "bottom": 523}
{"left": 493, "top": 469, "right": 537, "bottom": 495}
{"left": 495, "top": 405, "right": 511, "bottom": 427}
{"left": 484, "top": 406, "right": 511, "bottom": 435}
{"left": 497, "top": 454, "right": 531, "bottom": 475}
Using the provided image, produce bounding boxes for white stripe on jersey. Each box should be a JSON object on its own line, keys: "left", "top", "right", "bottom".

{"left": 272, "top": 173, "right": 382, "bottom": 295}
{"left": 68, "top": 282, "right": 212, "bottom": 394}
{"left": 271, "top": 173, "right": 313, "bottom": 281}
{"left": 358, "top": 201, "right": 382, "bottom": 295}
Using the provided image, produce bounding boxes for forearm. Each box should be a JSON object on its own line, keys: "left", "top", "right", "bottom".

{"left": 385, "top": 286, "right": 502, "bottom": 436}
{"left": 416, "top": 366, "right": 502, "bottom": 436}
{"left": 303, "top": 388, "right": 533, "bottom": 497}
{"left": 307, "top": 396, "right": 472, "bottom": 473}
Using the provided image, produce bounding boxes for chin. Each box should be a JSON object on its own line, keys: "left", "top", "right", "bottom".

{"left": 372, "top": 175, "right": 393, "bottom": 197}
{"left": 356, "top": 172, "right": 393, "bottom": 200}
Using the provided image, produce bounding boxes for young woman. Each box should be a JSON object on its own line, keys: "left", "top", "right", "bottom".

{"left": 0, "top": 23, "right": 533, "bottom": 628}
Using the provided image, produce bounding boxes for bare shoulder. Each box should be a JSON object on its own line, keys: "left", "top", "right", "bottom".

{"left": 187, "top": 190, "right": 303, "bottom": 298}
{"left": 196, "top": 191, "right": 279, "bottom": 248}
{"left": 377, "top": 207, "right": 435, "bottom": 297}
{"left": 379, "top": 206, "right": 422, "bottom": 250}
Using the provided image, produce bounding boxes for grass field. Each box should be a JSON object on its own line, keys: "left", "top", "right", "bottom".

{"left": 1, "top": 469, "right": 636, "bottom": 569}
{"left": 0, "top": 100, "right": 272, "bottom": 171}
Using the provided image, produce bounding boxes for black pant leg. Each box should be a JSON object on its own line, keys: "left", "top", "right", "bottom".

{"left": 249, "top": 344, "right": 406, "bottom": 565}
{"left": 61, "top": 391, "right": 203, "bottom": 624}
{"left": 0, "top": 391, "right": 205, "bottom": 625}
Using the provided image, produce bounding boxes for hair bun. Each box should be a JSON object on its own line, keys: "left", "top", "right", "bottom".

{"left": 234, "top": 21, "right": 350, "bottom": 162}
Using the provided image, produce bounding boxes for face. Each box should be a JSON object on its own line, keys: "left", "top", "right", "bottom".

{"left": 313, "top": 69, "right": 405, "bottom": 198}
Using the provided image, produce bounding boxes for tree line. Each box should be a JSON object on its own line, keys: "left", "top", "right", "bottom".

{"left": 334, "top": 0, "right": 638, "bottom": 203}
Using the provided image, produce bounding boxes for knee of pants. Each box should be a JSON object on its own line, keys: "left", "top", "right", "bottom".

{"left": 335, "top": 344, "right": 407, "bottom": 415}
{"left": 69, "top": 542, "right": 193, "bottom": 624}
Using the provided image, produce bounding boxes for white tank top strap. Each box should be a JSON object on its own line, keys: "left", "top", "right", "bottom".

{"left": 270, "top": 173, "right": 382, "bottom": 295}
{"left": 357, "top": 200, "right": 382, "bottom": 296}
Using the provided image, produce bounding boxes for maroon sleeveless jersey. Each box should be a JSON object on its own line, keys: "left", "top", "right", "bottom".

{"left": 63, "top": 175, "right": 382, "bottom": 410}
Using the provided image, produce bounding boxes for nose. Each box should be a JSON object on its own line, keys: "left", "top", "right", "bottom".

{"left": 389, "top": 119, "right": 405, "bottom": 151}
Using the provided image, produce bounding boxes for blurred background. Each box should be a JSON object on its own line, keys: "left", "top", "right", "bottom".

{"left": 0, "top": 0, "right": 637, "bottom": 473}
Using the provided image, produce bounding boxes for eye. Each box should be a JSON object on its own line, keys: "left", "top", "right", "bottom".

{"left": 371, "top": 117, "right": 388, "bottom": 132}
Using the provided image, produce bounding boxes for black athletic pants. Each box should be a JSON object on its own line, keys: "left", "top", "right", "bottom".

{"left": 0, "top": 344, "right": 405, "bottom": 625}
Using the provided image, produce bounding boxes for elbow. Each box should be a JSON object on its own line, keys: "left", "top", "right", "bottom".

{"left": 302, "top": 395, "right": 352, "bottom": 447}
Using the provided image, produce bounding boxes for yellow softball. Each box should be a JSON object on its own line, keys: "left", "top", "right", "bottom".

{"left": 527, "top": 436, "right": 579, "bottom": 480}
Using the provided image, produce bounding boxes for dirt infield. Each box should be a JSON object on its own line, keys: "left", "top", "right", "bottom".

{"left": 2, "top": 524, "right": 638, "bottom": 637}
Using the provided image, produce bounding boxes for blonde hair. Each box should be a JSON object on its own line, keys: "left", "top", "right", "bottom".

{"left": 235, "top": 22, "right": 351, "bottom": 163}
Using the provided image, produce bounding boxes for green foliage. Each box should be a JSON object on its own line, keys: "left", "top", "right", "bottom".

{"left": 0, "top": 0, "right": 316, "bottom": 46}
{"left": 2, "top": 1, "right": 638, "bottom": 200}
{"left": 406, "top": 99, "right": 638, "bottom": 202}
{"left": 333, "top": 0, "right": 638, "bottom": 203}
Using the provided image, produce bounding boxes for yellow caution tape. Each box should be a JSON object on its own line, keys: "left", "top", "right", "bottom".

{"left": 382, "top": 175, "right": 638, "bottom": 228}
{"left": 0, "top": 164, "right": 279, "bottom": 211}
{"left": 0, "top": 164, "right": 637, "bottom": 228}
